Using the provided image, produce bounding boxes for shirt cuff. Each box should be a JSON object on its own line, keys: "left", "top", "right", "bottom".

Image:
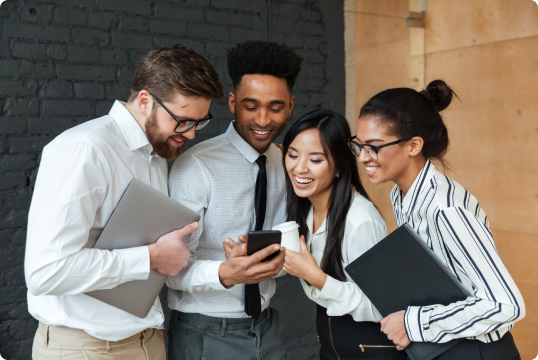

{"left": 208, "top": 261, "right": 235, "bottom": 290}
{"left": 315, "top": 275, "right": 343, "bottom": 301}
{"left": 276, "top": 269, "right": 287, "bottom": 277}
{"left": 404, "top": 306, "right": 429, "bottom": 342}
{"left": 118, "top": 246, "right": 151, "bottom": 284}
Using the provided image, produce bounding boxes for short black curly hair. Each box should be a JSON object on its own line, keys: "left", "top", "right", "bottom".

{"left": 227, "top": 41, "right": 303, "bottom": 91}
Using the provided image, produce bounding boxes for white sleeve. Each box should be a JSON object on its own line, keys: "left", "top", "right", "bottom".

{"left": 166, "top": 155, "right": 230, "bottom": 293}
{"left": 312, "top": 216, "right": 387, "bottom": 322}
{"left": 25, "top": 140, "right": 150, "bottom": 296}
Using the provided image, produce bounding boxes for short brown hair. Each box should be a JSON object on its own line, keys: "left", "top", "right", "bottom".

{"left": 129, "top": 44, "right": 223, "bottom": 102}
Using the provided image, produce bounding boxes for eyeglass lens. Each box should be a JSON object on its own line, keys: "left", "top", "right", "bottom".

{"left": 175, "top": 118, "right": 211, "bottom": 133}
{"left": 349, "top": 142, "right": 377, "bottom": 161}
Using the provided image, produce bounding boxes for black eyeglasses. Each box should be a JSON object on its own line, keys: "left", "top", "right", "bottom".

{"left": 347, "top": 136, "right": 412, "bottom": 161}
{"left": 150, "top": 93, "right": 213, "bottom": 133}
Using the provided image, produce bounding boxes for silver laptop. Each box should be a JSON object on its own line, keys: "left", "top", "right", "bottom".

{"left": 86, "top": 178, "right": 200, "bottom": 318}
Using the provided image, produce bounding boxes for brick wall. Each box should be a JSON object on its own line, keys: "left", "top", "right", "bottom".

{"left": 0, "top": 0, "right": 344, "bottom": 358}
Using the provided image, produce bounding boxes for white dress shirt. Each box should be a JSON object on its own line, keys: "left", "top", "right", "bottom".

{"left": 25, "top": 101, "right": 167, "bottom": 341}
{"left": 300, "top": 192, "right": 387, "bottom": 322}
{"left": 393, "top": 160, "right": 525, "bottom": 344}
{"left": 167, "top": 121, "right": 287, "bottom": 318}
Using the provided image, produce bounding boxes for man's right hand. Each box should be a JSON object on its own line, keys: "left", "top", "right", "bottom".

{"left": 218, "top": 243, "right": 285, "bottom": 287}
{"left": 148, "top": 222, "right": 197, "bottom": 277}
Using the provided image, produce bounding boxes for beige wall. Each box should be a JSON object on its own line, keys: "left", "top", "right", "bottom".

{"left": 345, "top": 0, "right": 538, "bottom": 358}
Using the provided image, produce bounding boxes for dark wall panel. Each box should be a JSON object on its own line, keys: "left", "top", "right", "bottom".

{"left": 0, "top": 0, "right": 344, "bottom": 358}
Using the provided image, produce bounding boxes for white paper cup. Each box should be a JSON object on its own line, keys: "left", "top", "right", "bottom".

{"left": 272, "top": 221, "right": 301, "bottom": 253}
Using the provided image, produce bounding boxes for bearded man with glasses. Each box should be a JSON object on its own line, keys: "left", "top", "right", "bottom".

{"left": 25, "top": 44, "right": 223, "bottom": 360}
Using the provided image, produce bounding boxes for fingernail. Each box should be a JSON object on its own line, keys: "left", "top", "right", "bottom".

{"left": 274, "top": 245, "right": 280, "bottom": 250}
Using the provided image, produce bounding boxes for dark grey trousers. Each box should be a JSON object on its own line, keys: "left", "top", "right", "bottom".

{"left": 167, "top": 308, "right": 287, "bottom": 360}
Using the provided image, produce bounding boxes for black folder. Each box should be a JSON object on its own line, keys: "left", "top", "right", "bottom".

{"left": 345, "top": 224, "right": 472, "bottom": 360}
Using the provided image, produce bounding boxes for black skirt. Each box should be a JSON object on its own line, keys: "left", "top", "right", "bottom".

{"left": 316, "top": 305, "right": 407, "bottom": 360}
{"left": 429, "top": 331, "right": 520, "bottom": 360}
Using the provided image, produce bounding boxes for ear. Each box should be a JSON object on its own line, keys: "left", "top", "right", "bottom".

{"left": 288, "top": 95, "right": 295, "bottom": 115}
{"left": 408, "top": 136, "right": 424, "bottom": 157}
{"left": 228, "top": 92, "right": 236, "bottom": 114}
{"left": 138, "top": 90, "right": 152, "bottom": 116}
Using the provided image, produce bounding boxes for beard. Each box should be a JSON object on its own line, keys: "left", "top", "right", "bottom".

{"left": 145, "top": 112, "right": 185, "bottom": 160}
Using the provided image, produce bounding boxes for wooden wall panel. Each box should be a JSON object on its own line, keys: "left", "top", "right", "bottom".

{"left": 354, "top": 14, "right": 408, "bottom": 49}
{"left": 348, "top": 0, "right": 538, "bottom": 357}
{"left": 345, "top": 0, "right": 357, "bottom": 129}
{"left": 425, "top": 36, "right": 538, "bottom": 234}
{"left": 354, "top": 39, "right": 410, "bottom": 107}
{"left": 353, "top": 2, "right": 411, "bottom": 232}
{"left": 354, "top": 0, "right": 408, "bottom": 18}
{"left": 425, "top": 0, "right": 538, "bottom": 54}
{"left": 495, "top": 229, "right": 538, "bottom": 360}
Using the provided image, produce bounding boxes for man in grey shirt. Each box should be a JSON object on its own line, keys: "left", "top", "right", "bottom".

{"left": 167, "top": 41, "right": 303, "bottom": 359}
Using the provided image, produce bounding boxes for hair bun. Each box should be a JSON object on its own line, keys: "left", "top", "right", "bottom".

{"left": 421, "top": 79, "right": 456, "bottom": 112}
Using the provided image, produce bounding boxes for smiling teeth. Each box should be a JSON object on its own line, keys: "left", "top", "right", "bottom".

{"left": 366, "top": 166, "right": 379, "bottom": 171}
{"left": 254, "top": 130, "right": 269, "bottom": 135}
{"left": 295, "top": 176, "right": 314, "bottom": 184}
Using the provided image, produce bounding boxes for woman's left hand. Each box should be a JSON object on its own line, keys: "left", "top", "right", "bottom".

{"left": 283, "top": 236, "right": 326, "bottom": 288}
{"left": 380, "top": 310, "right": 411, "bottom": 350}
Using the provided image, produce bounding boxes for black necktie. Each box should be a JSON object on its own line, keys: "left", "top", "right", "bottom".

{"left": 245, "top": 155, "right": 267, "bottom": 319}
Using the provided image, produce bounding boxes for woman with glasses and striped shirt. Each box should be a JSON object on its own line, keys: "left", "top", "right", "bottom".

{"left": 351, "top": 79, "right": 524, "bottom": 360}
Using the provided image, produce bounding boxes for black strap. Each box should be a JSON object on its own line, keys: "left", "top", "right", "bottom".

{"left": 245, "top": 155, "right": 267, "bottom": 319}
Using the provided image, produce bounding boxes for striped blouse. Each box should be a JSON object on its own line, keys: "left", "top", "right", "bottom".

{"left": 391, "top": 160, "right": 525, "bottom": 344}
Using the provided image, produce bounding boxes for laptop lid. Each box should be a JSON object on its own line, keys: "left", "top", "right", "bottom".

{"left": 86, "top": 178, "right": 200, "bottom": 318}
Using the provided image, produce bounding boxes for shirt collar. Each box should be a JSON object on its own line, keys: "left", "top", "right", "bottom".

{"left": 306, "top": 205, "right": 328, "bottom": 237}
{"left": 226, "top": 121, "right": 268, "bottom": 163}
{"left": 109, "top": 101, "right": 154, "bottom": 155}
{"left": 393, "top": 159, "right": 436, "bottom": 214}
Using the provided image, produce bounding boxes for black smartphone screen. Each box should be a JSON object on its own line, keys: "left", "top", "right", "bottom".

{"left": 247, "top": 230, "right": 282, "bottom": 262}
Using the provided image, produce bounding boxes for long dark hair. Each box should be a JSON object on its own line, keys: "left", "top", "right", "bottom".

{"left": 282, "top": 110, "right": 370, "bottom": 281}
{"left": 359, "top": 79, "right": 456, "bottom": 169}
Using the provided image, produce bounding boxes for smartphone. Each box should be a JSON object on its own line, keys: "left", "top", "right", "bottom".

{"left": 247, "top": 230, "right": 282, "bottom": 262}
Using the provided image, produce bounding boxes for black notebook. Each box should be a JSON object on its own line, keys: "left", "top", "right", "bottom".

{"left": 345, "top": 224, "right": 472, "bottom": 360}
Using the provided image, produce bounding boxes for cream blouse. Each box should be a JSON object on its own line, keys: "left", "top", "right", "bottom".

{"left": 300, "top": 192, "right": 387, "bottom": 322}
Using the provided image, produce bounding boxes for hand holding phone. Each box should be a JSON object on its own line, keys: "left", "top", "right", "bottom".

{"left": 247, "top": 230, "right": 282, "bottom": 262}
{"left": 218, "top": 231, "right": 284, "bottom": 287}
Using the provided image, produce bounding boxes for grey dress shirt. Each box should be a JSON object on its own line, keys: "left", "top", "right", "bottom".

{"left": 167, "top": 121, "right": 287, "bottom": 318}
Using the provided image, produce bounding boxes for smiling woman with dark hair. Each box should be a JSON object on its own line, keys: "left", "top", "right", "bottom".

{"left": 354, "top": 80, "right": 524, "bottom": 360}
{"left": 282, "top": 110, "right": 407, "bottom": 360}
